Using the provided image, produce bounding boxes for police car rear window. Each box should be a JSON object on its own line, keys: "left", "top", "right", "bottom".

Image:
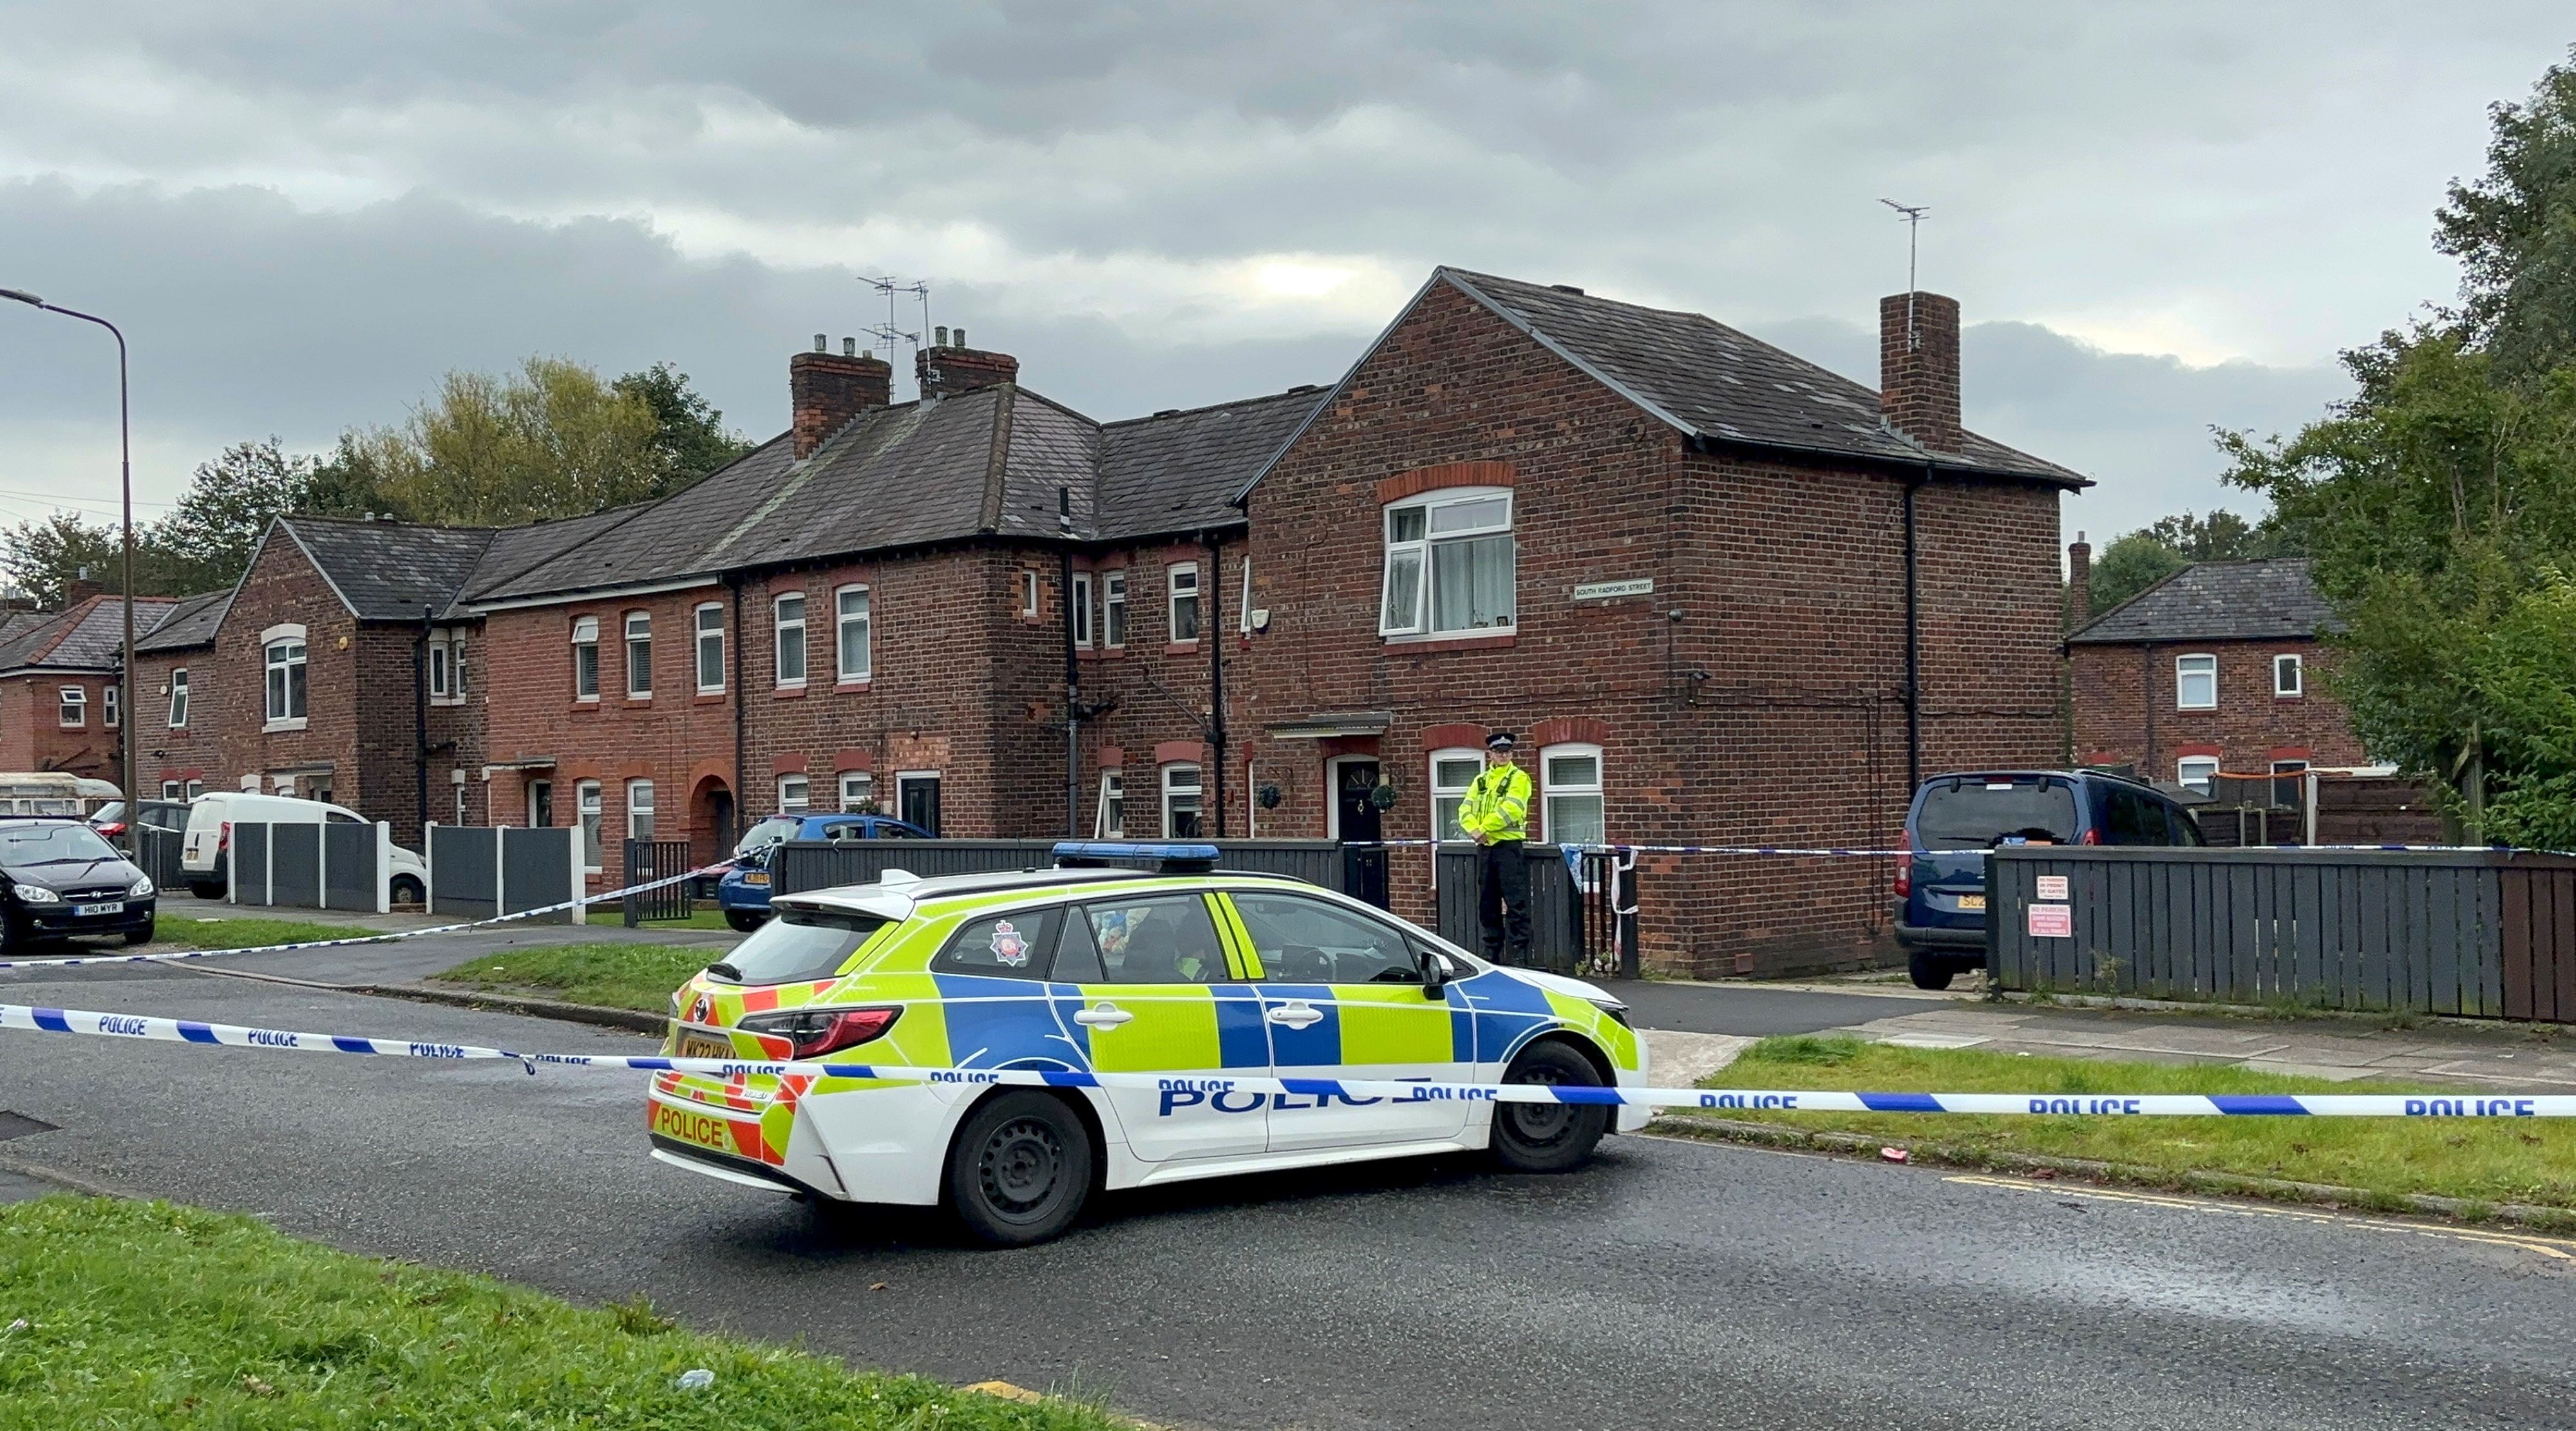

{"left": 1917, "top": 778, "right": 2079, "bottom": 848}
{"left": 933, "top": 907, "right": 1063, "bottom": 980}
{"left": 708, "top": 909, "right": 889, "bottom": 985}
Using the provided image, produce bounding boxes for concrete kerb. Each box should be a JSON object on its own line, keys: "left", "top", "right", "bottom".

{"left": 1646, "top": 1114, "right": 2576, "bottom": 1234}
{"left": 182, "top": 962, "right": 668, "bottom": 1035}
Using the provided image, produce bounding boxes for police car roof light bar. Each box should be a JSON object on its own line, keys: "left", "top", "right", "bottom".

{"left": 1050, "top": 840, "right": 1222, "bottom": 873}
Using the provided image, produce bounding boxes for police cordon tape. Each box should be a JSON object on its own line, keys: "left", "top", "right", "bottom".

{"left": 0, "top": 860, "right": 735, "bottom": 971}
{"left": 1, "top": 1000, "right": 2564, "bottom": 1119}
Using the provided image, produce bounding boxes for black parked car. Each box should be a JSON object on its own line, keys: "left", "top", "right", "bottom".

{"left": 0, "top": 816, "right": 156, "bottom": 952}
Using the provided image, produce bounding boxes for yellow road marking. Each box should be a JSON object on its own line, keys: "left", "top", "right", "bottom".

{"left": 1946, "top": 1173, "right": 2576, "bottom": 1260}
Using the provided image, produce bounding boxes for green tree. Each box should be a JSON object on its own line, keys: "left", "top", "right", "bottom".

{"left": 2085, "top": 509, "right": 2296, "bottom": 617}
{"left": 371, "top": 357, "right": 668, "bottom": 526}
{"left": 0, "top": 511, "right": 151, "bottom": 606}
{"left": 2435, "top": 47, "right": 2576, "bottom": 381}
{"left": 613, "top": 361, "right": 752, "bottom": 486}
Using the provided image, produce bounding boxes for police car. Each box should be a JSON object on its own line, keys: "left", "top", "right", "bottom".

{"left": 646, "top": 842, "right": 1647, "bottom": 1244}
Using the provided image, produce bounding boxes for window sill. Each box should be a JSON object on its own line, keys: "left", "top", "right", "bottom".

{"left": 1384, "top": 631, "right": 1517, "bottom": 654}
{"left": 772, "top": 685, "right": 806, "bottom": 701}
{"left": 835, "top": 677, "right": 873, "bottom": 692}
{"left": 2273, "top": 694, "right": 2304, "bottom": 701}
{"left": 1164, "top": 641, "right": 1200, "bottom": 656}
{"left": 2175, "top": 705, "right": 2217, "bottom": 714}
{"left": 626, "top": 696, "right": 655, "bottom": 707}
{"left": 57, "top": 724, "right": 84, "bottom": 732}
{"left": 263, "top": 717, "right": 308, "bottom": 734}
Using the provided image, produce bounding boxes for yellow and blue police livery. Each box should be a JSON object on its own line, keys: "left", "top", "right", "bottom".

{"left": 645, "top": 842, "right": 1648, "bottom": 1244}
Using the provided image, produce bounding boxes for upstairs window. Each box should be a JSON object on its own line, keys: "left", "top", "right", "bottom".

{"left": 625, "top": 612, "right": 652, "bottom": 699}
{"left": 57, "top": 686, "right": 84, "bottom": 728}
{"left": 428, "top": 636, "right": 451, "bottom": 699}
{"left": 450, "top": 637, "right": 466, "bottom": 698}
{"left": 264, "top": 636, "right": 308, "bottom": 723}
{"left": 1168, "top": 563, "right": 1200, "bottom": 643}
{"left": 167, "top": 667, "right": 189, "bottom": 728}
{"left": 1072, "top": 571, "right": 1094, "bottom": 647}
{"left": 694, "top": 603, "right": 725, "bottom": 694}
{"left": 1381, "top": 488, "right": 1515, "bottom": 636}
{"left": 571, "top": 616, "right": 600, "bottom": 701}
{"left": 835, "top": 585, "right": 871, "bottom": 683}
{"left": 2273, "top": 653, "right": 2304, "bottom": 698}
{"left": 773, "top": 592, "right": 806, "bottom": 687}
{"left": 1021, "top": 569, "right": 1040, "bottom": 618}
{"left": 1103, "top": 572, "right": 1127, "bottom": 648}
{"left": 103, "top": 684, "right": 118, "bottom": 729}
{"left": 2175, "top": 654, "right": 2217, "bottom": 710}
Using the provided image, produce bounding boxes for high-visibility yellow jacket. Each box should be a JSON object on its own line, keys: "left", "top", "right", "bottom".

{"left": 1458, "top": 763, "right": 1532, "bottom": 842}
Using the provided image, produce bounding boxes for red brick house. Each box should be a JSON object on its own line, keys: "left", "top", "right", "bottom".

{"left": 0, "top": 595, "right": 178, "bottom": 784}
{"left": 2068, "top": 556, "right": 2367, "bottom": 788}
{"left": 1233, "top": 269, "right": 2084, "bottom": 975}
{"left": 129, "top": 589, "right": 227, "bottom": 799}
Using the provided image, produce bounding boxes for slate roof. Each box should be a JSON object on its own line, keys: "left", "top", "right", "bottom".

{"left": 278, "top": 517, "right": 501, "bottom": 621}
{"left": 0, "top": 596, "right": 183, "bottom": 674}
{"left": 1241, "top": 268, "right": 2085, "bottom": 498}
{"left": 1102, "top": 388, "right": 1329, "bottom": 537}
{"left": 133, "top": 589, "right": 231, "bottom": 653}
{"left": 2069, "top": 558, "right": 2338, "bottom": 645}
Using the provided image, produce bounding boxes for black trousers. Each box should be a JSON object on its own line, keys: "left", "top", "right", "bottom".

{"left": 1477, "top": 840, "right": 1532, "bottom": 963}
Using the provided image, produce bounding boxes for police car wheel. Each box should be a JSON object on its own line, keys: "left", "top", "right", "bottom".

{"left": 1490, "top": 1041, "right": 1610, "bottom": 1173}
{"left": 947, "top": 1092, "right": 1094, "bottom": 1246}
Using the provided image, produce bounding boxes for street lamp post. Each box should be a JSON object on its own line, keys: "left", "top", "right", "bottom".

{"left": 1, "top": 288, "right": 135, "bottom": 814}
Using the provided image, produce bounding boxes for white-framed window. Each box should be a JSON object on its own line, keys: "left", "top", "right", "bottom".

{"left": 1168, "top": 562, "right": 1200, "bottom": 643}
{"left": 1380, "top": 486, "right": 1515, "bottom": 637}
{"left": 576, "top": 779, "right": 603, "bottom": 871}
{"left": 1103, "top": 572, "right": 1127, "bottom": 648}
{"left": 777, "top": 773, "right": 810, "bottom": 813}
{"left": 2175, "top": 653, "right": 2217, "bottom": 710}
{"left": 1238, "top": 556, "right": 1254, "bottom": 634}
{"left": 2273, "top": 652, "right": 2303, "bottom": 698}
{"left": 1072, "top": 571, "right": 1093, "bottom": 647}
{"left": 57, "top": 686, "right": 84, "bottom": 728}
{"left": 1541, "top": 743, "right": 1606, "bottom": 846}
{"left": 625, "top": 612, "right": 652, "bottom": 698}
{"left": 103, "top": 684, "right": 118, "bottom": 729}
{"left": 571, "top": 616, "right": 600, "bottom": 701}
{"left": 451, "top": 636, "right": 466, "bottom": 698}
{"left": 1429, "top": 748, "right": 1482, "bottom": 842}
{"left": 1021, "top": 569, "right": 1040, "bottom": 618}
{"left": 167, "top": 667, "right": 189, "bottom": 728}
{"left": 1160, "top": 763, "right": 1203, "bottom": 837}
{"left": 454, "top": 782, "right": 468, "bottom": 825}
{"left": 2177, "top": 756, "right": 2220, "bottom": 794}
{"left": 2271, "top": 759, "right": 2310, "bottom": 775}
{"left": 835, "top": 585, "right": 871, "bottom": 683}
{"left": 428, "top": 635, "right": 452, "bottom": 700}
{"left": 263, "top": 632, "right": 308, "bottom": 724}
{"left": 625, "top": 777, "right": 655, "bottom": 843}
{"left": 161, "top": 780, "right": 182, "bottom": 800}
{"left": 837, "top": 770, "right": 873, "bottom": 813}
{"left": 187, "top": 777, "right": 205, "bottom": 800}
{"left": 1095, "top": 770, "right": 1125, "bottom": 837}
{"left": 772, "top": 592, "right": 806, "bottom": 688}
{"left": 694, "top": 603, "right": 724, "bottom": 693}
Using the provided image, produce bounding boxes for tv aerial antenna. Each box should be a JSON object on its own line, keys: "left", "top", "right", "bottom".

{"left": 857, "top": 274, "right": 929, "bottom": 363}
{"left": 1879, "top": 199, "right": 1928, "bottom": 351}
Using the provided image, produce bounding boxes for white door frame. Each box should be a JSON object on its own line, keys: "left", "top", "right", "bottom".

{"left": 1323, "top": 755, "right": 1381, "bottom": 842}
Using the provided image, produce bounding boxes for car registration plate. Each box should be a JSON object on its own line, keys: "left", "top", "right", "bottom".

{"left": 650, "top": 1100, "right": 739, "bottom": 1155}
{"left": 73, "top": 900, "right": 126, "bottom": 917}
{"left": 676, "top": 1032, "right": 735, "bottom": 1061}
{"left": 1956, "top": 894, "right": 1987, "bottom": 912}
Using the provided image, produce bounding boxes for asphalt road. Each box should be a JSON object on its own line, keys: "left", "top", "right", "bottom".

{"left": 6, "top": 962, "right": 2574, "bottom": 1430}
{"left": 1600, "top": 978, "right": 1938, "bottom": 1036}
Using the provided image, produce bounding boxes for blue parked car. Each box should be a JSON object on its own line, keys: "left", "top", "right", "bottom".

{"left": 1896, "top": 770, "right": 2204, "bottom": 990}
{"left": 717, "top": 812, "right": 932, "bottom": 931}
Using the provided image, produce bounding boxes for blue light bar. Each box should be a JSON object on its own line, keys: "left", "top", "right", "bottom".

{"left": 1051, "top": 841, "right": 1222, "bottom": 871}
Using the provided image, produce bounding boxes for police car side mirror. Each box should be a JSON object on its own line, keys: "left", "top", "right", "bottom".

{"left": 1416, "top": 947, "right": 1447, "bottom": 998}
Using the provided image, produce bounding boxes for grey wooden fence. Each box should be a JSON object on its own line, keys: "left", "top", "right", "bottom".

{"left": 425, "top": 824, "right": 581, "bottom": 924}
{"left": 1989, "top": 846, "right": 2576, "bottom": 1021}
{"left": 1435, "top": 844, "right": 1589, "bottom": 974}
{"left": 227, "top": 820, "right": 386, "bottom": 913}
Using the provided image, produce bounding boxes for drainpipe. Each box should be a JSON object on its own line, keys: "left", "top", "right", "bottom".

{"left": 1060, "top": 489, "right": 1080, "bottom": 838}
{"left": 1903, "top": 466, "right": 1926, "bottom": 790}
{"left": 728, "top": 573, "right": 745, "bottom": 848}
{"left": 415, "top": 605, "right": 431, "bottom": 837}
{"left": 1206, "top": 531, "right": 1228, "bottom": 839}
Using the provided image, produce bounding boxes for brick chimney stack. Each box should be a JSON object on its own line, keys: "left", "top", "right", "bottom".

{"left": 2067, "top": 531, "right": 2092, "bottom": 628}
{"left": 1879, "top": 290, "right": 1962, "bottom": 454}
{"left": 789, "top": 336, "right": 892, "bottom": 459}
{"left": 916, "top": 327, "right": 1019, "bottom": 401}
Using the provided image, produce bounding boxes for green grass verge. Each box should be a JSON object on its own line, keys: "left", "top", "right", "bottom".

{"left": 0, "top": 1197, "right": 1124, "bottom": 1429}
{"left": 1679, "top": 1036, "right": 2576, "bottom": 1210}
{"left": 431, "top": 942, "right": 716, "bottom": 1014}
{"left": 155, "top": 916, "right": 379, "bottom": 950}
{"left": 586, "top": 907, "right": 735, "bottom": 930}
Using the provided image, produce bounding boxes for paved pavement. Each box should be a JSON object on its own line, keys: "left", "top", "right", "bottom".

{"left": 7, "top": 967, "right": 2576, "bottom": 1429}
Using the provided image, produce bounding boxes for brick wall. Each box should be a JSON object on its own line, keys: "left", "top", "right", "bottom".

{"left": 2070, "top": 638, "right": 2368, "bottom": 777}
{"left": 1238, "top": 280, "right": 2065, "bottom": 976}
{"left": 0, "top": 674, "right": 120, "bottom": 780}
{"left": 131, "top": 648, "right": 223, "bottom": 797}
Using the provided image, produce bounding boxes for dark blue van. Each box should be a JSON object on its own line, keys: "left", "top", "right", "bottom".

{"left": 1896, "top": 770, "right": 2204, "bottom": 989}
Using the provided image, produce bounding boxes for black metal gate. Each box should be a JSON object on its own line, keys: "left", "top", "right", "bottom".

{"left": 622, "top": 839, "right": 696, "bottom": 925}
{"left": 1341, "top": 844, "right": 1390, "bottom": 909}
{"left": 1575, "top": 847, "right": 1639, "bottom": 980}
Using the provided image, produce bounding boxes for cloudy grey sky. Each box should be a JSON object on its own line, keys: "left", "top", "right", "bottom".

{"left": 0, "top": 2, "right": 2566, "bottom": 545}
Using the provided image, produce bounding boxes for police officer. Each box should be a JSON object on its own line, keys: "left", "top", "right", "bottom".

{"left": 1458, "top": 730, "right": 1533, "bottom": 963}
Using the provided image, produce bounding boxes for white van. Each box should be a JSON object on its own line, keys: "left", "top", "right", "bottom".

{"left": 180, "top": 792, "right": 428, "bottom": 903}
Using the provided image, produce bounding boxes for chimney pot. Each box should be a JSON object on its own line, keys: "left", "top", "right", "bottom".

{"left": 2067, "top": 533, "right": 2094, "bottom": 628}
{"left": 954, "top": 327, "right": 966, "bottom": 348}
{"left": 1879, "top": 290, "right": 1962, "bottom": 453}
{"left": 842, "top": 336, "right": 857, "bottom": 357}
{"left": 934, "top": 325, "right": 949, "bottom": 347}
{"left": 789, "top": 344, "right": 893, "bottom": 458}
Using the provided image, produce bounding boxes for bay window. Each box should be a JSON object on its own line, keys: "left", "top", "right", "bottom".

{"left": 1381, "top": 488, "right": 1515, "bottom": 636}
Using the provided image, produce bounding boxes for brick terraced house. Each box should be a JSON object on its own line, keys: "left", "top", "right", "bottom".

{"left": 0, "top": 594, "right": 178, "bottom": 782}
{"left": 1233, "top": 270, "right": 2085, "bottom": 976}
{"left": 2067, "top": 556, "right": 2367, "bottom": 790}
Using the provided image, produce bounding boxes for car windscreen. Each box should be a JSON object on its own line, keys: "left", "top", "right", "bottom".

{"left": 734, "top": 815, "right": 802, "bottom": 857}
{"left": 0, "top": 823, "right": 122, "bottom": 866}
{"left": 704, "top": 909, "right": 891, "bottom": 985}
{"left": 1915, "top": 777, "right": 2079, "bottom": 849}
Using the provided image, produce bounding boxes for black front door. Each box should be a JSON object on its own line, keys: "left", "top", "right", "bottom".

{"left": 900, "top": 775, "right": 942, "bottom": 835}
{"left": 1334, "top": 759, "right": 1383, "bottom": 843}
{"left": 529, "top": 781, "right": 553, "bottom": 829}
